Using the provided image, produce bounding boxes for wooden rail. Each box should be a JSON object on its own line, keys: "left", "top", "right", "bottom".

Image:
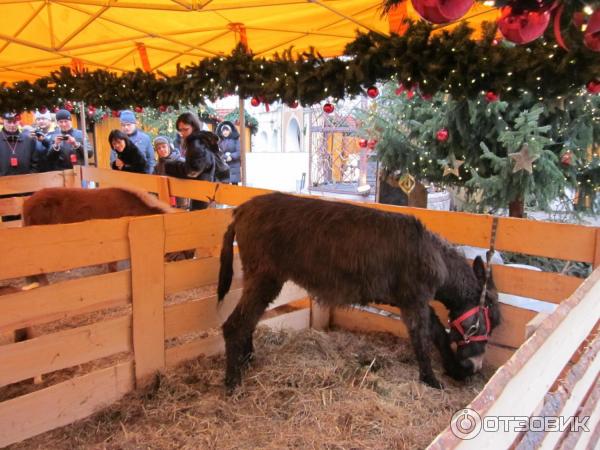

{"left": 0, "top": 168, "right": 598, "bottom": 448}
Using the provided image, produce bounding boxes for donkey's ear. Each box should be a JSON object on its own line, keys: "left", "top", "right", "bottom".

{"left": 472, "top": 255, "right": 486, "bottom": 283}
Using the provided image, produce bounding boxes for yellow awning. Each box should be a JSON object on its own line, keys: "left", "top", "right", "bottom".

{"left": 0, "top": 0, "right": 498, "bottom": 83}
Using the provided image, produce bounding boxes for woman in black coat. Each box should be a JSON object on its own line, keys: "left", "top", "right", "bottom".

{"left": 109, "top": 129, "right": 147, "bottom": 174}
{"left": 165, "top": 112, "right": 217, "bottom": 210}
{"left": 216, "top": 120, "right": 241, "bottom": 184}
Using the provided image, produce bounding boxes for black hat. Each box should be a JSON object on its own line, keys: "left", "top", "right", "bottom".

{"left": 55, "top": 109, "right": 72, "bottom": 121}
{"left": 2, "top": 112, "right": 18, "bottom": 121}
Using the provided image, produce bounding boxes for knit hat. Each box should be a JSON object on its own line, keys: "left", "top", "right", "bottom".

{"left": 55, "top": 109, "right": 71, "bottom": 121}
{"left": 119, "top": 110, "right": 136, "bottom": 124}
{"left": 153, "top": 135, "right": 170, "bottom": 147}
{"left": 34, "top": 111, "right": 52, "bottom": 120}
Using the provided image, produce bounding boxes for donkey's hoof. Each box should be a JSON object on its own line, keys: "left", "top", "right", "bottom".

{"left": 21, "top": 282, "right": 40, "bottom": 291}
{"left": 421, "top": 375, "right": 443, "bottom": 390}
{"left": 224, "top": 374, "right": 242, "bottom": 395}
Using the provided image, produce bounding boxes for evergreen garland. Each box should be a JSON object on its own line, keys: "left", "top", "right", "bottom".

{"left": 0, "top": 20, "right": 597, "bottom": 113}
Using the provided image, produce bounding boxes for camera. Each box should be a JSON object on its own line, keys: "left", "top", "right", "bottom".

{"left": 30, "top": 129, "right": 45, "bottom": 139}
{"left": 6, "top": 134, "right": 18, "bottom": 142}
{"left": 58, "top": 134, "right": 69, "bottom": 141}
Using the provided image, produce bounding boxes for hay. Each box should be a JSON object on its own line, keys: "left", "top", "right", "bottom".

{"left": 9, "top": 327, "right": 490, "bottom": 450}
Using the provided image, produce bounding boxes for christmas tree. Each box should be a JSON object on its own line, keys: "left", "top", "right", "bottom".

{"left": 357, "top": 81, "right": 600, "bottom": 216}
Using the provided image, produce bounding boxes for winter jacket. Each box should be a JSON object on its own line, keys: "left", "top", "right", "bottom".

{"left": 0, "top": 131, "right": 39, "bottom": 176}
{"left": 216, "top": 121, "right": 241, "bottom": 183}
{"left": 164, "top": 131, "right": 216, "bottom": 182}
{"left": 46, "top": 128, "right": 91, "bottom": 170}
{"left": 111, "top": 141, "right": 147, "bottom": 173}
{"left": 153, "top": 147, "right": 183, "bottom": 176}
{"left": 110, "top": 129, "right": 155, "bottom": 174}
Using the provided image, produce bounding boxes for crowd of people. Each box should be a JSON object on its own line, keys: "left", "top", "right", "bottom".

{"left": 1, "top": 108, "right": 242, "bottom": 209}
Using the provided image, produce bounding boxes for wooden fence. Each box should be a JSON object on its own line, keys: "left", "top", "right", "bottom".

{"left": 0, "top": 167, "right": 599, "bottom": 448}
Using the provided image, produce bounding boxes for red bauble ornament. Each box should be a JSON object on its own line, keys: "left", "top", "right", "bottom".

{"left": 560, "top": 151, "right": 573, "bottom": 166}
{"left": 159, "top": 105, "right": 167, "bottom": 112}
{"left": 485, "top": 91, "right": 500, "bottom": 102}
{"left": 411, "top": 0, "right": 473, "bottom": 24}
{"left": 65, "top": 101, "right": 74, "bottom": 112}
{"left": 436, "top": 128, "right": 449, "bottom": 142}
{"left": 323, "top": 103, "right": 335, "bottom": 114}
{"left": 111, "top": 110, "right": 120, "bottom": 117}
{"left": 497, "top": 6, "right": 551, "bottom": 44}
{"left": 367, "top": 86, "right": 379, "bottom": 98}
{"left": 395, "top": 84, "right": 405, "bottom": 96}
{"left": 289, "top": 100, "right": 299, "bottom": 108}
{"left": 584, "top": 9, "right": 600, "bottom": 52}
{"left": 134, "top": 106, "right": 143, "bottom": 113}
{"left": 367, "top": 139, "right": 377, "bottom": 149}
{"left": 587, "top": 79, "right": 600, "bottom": 94}
{"left": 102, "top": 113, "right": 109, "bottom": 120}
{"left": 250, "top": 97, "right": 260, "bottom": 107}
{"left": 406, "top": 90, "right": 415, "bottom": 100}
{"left": 358, "top": 138, "right": 368, "bottom": 148}
{"left": 39, "top": 106, "right": 48, "bottom": 113}
{"left": 421, "top": 92, "right": 433, "bottom": 101}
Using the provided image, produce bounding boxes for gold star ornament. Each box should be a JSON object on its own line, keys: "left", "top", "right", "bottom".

{"left": 509, "top": 144, "right": 539, "bottom": 174}
{"left": 442, "top": 156, "right": 464, "bottom": 178}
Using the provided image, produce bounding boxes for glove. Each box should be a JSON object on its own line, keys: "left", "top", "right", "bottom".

{"left": 225, "top": 152, "right": 232, "bottom": 162}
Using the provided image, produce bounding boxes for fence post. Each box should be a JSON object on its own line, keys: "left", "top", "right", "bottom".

{"left": 310, "top": 300, "right": 330, "bottom": 331}
{"left": 157, "top": 176, "right": 171, "bottom": 205}
{"left": 129, "top": 215, "right": 166, "bottom": 388}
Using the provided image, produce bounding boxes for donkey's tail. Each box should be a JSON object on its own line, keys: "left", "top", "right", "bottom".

{"left": 217, "top": 222, "right": 236, "bottom": 301}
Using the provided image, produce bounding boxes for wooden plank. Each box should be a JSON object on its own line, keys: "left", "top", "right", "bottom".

{"left": 167, "top": 177, "right": 221, "bottom": 202}
{"left": 332, "top": 306, "right": 409, "bottom": 338}
{"left": 371, "top": 203, "right": 493, "bottom": 248}
{"left": 594, "top": 228, "right": 600, "bottom": 269}
{"left": 165, "top": 302, "right": 311, "bottom": 368}
{"left": 0, "top": 361, "right": 134, "bottom": 448}
{"left": 213, "top": 182, "right": 273, "bottom": 206}
{"left": 0, "top": 270, "right": 131, "bottom": 333}
{"left": 492, "top": 264, "right": 582, "bottom": 304}
{"left": 0, "top": 170, "right": 74, "bottom": 195}
{"left": 163, "top": 208, "right": 232, "bottom": 253}
{"left": 0, "top": 218, "right": 131, "bottom": 281}
{"left": 535, "top": 335, "right": 600, "bottom": 449}
{"left": 129, "top": 215, "right": 166, "bottom": 388}
{"left": 80, "top": 166, "right": 162, "bottom": 193}
{"left": 429, "top": 267, "right": 600, "bottom": 450}
{"left": 164, "top": 282, "right": 307, "bottom": 340}
{"left": 164, "top": 289, "right": 242, "bottom": 340}
{"left": 166, "top": 334, "right": 225, "bottom": 368}
{"left": 560, "top": 380, "right": 600, "bottom": 450}
{"left": 0, "top": 196, "right": 26, "bottom": 216}
{"left": 0, "top": 219, "right": 21, "bottom": 228}
{"left": 0, "top": 315, "right": 131, "bottom": 387}
{"left": 156, "top": 175, "right": 171, "bottom": 204}
{"left": 493, "top": 217, "right": 597, "bottom": 264}
{"left": 311, "top": 301, "right": 331, "bottom": 331}
{"left": 164, "top": 255, "right": 243, "bottom": 294}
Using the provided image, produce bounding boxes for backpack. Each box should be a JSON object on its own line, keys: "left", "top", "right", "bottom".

{"left": 192, "top": 131, "right": 230, "bottom": 183}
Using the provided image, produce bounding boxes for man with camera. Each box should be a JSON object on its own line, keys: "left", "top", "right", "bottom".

{"left": 0, "top": 112, "right": 39, "bottom": 176}
{"left": 46, "top": 109, "right": 91, "bottom": 170}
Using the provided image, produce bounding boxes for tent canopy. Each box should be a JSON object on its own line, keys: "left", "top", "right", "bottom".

{"left": 0, "top": 0, "right": 497, "bottom": 83}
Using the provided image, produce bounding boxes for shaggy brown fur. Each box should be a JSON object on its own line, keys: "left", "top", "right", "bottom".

{"left": 22, "top": 186, "right": 174, "bottom": 226}
{"left": 218, "top": 193, "right": 500, "bottom": 391}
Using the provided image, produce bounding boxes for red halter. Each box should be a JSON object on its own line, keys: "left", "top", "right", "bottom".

{"left": 449, "top": 306, "right": 491, "bottom": 346}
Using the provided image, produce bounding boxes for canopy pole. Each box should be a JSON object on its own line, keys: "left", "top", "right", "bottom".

{"left": 79, "top": 101, "right": 89, "bottom": 167}
{"left": 238, "top": 96, "right": 247, "bottom": 186}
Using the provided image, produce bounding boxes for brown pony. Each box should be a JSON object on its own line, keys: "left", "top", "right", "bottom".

{"left": 21, "top": 186, "right": 186, "bottom": 289}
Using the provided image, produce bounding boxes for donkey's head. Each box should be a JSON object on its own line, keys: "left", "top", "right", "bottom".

{"left": 448, "top": 256, "right": 501, "bottom": 375}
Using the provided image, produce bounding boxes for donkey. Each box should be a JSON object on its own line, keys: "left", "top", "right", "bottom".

{"left": 217, "top": 193, "right": 501, "bottom": 391}
{"left": 21, "top": 186, "right": 190, "bottom": 289}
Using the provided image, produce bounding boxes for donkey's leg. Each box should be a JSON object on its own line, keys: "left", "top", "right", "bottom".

{"left": 402, "top": 301, "right": 442, "bottom": 389}
{"left": 427, "top": 306, "right": 468, "bottom": 381}
{"left": 222, "top": 275, "right": 283, "bottom": 392}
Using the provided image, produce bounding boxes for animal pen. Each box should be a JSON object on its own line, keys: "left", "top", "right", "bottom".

{"left": 0, "top": 167, "right": 599, "bottom": 449}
